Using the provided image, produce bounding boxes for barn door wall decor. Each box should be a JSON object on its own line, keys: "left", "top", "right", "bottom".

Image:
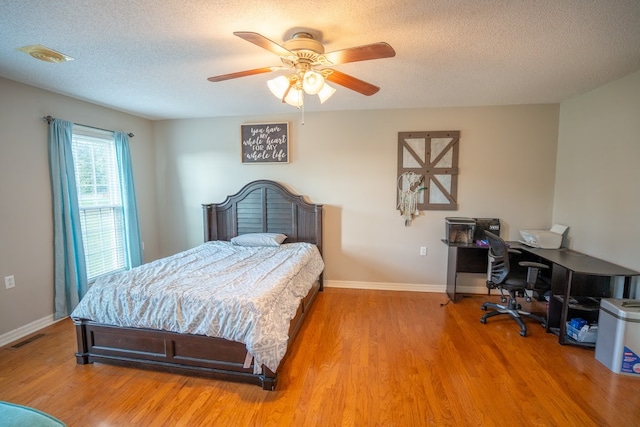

{"left": 397, "top": 131, "right": 460, "bottom": 213}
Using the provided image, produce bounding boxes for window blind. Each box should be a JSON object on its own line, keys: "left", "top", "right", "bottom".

{"left": 71, "top": 127, "right": 126, "bottom": 280}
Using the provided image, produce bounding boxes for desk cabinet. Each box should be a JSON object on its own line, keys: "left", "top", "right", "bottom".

{"left": 444, "top": 241, "right": 488, "bottom": 302}
{"left": 546, "top": 266, "right": 610, "bottom": 347}
{"left": 522, "top": 247, "right": 639, "bottom": 347}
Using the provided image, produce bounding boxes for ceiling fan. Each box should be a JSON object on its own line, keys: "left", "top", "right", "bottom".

{"left": 207, "top": 31, "right": 396, "bottom": 107}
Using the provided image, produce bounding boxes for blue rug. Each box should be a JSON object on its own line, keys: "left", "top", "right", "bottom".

{"left": 0, "top": 401, "right": 65, "bottom": 427}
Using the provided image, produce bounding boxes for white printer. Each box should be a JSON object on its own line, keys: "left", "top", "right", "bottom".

{"left": 519, "top": 224, "right": 568, "bottom": 249}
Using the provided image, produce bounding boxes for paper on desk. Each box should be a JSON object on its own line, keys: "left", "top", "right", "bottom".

{"left": 550, "top": 224, "right": 568, "bottom": 235}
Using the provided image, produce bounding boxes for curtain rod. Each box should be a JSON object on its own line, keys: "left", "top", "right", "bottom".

{"left": 43, "top": 115, "right": 134, "bottom": 138}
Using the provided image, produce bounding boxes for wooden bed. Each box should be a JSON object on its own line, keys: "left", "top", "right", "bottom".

{"left": 73, "top": 180, "right": 323, "bottom": 390}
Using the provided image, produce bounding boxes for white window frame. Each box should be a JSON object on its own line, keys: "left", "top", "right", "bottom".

{"left": 71, "top": 126, "right": 127, "bottom": 282}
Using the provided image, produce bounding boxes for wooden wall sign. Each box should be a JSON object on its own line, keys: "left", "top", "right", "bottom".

{"left": 241, "top": 122, "right": 289, "bottom": 164}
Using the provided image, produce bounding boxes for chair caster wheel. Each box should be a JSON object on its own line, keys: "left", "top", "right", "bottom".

{"left": 480, "top": 318, "right": 486, "bottom": 324}
{"left": 520, "top": 330, "right": 527, "bottom": 337}
{"left": 500, "top": 297, "right": 507, "bottom": 303}
{"left": 481, "top": 306, "right": 487, "bottom": 311}
{"left": 516, "top": 304, "right": 522, "bottom": 310}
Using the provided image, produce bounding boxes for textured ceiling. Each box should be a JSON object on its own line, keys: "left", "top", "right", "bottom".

{"left": 1, "top": 0, "right": 639, "bottom": 120}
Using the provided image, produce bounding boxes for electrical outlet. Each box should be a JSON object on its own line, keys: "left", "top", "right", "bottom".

{"left": 420, "top": 246, "right": 427, "bottom": 256}
{"left": 5, "top": 275, "right": 15, "bottom": 289}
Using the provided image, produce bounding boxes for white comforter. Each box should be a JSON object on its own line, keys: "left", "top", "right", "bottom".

{"left": 70, "top": 241, "right": 324, "bottom": 374}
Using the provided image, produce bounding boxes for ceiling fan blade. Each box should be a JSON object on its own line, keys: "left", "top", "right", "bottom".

{"left": 325, "top": 69, "right": 380, "bottom": 96}
{"left": 233, "top": 31, "right": 294, "bottom": 58}
{"left": 207, "top": 66, "right": 280, "bottom": 82}
{"left": 323, "top": 42, "right": 395, "bottom": 65}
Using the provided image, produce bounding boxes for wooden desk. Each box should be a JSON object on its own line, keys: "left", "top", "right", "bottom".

{"left": 442, "top": 240, "right": 640, "bottom": 346}
{"left": 442, "top": 240, "right": 489, "bottom": 302}
{"left": 520, "top": 246, "right": 639, "bottom": 346}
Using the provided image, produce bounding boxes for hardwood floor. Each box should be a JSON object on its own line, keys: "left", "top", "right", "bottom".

{"left": 1, "top": 288, "right": 639, "bottom": 426}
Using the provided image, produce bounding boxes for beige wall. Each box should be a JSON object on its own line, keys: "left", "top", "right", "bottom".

{"left": 554, "top": 70, "right": 640, "bottom": 277}
{"left": 0, "top": 76, "right": 563, "bottom": 342}
{"left": 154, "top": 104, "right": 560, "bottom": 289}
{"left": 2, "top": 69, "right": 639, "bottom": 343}
{"left": 0, "top": 78, "right": 159, "bottom": 338}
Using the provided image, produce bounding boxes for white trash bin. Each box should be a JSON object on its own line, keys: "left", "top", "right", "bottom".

{"left": 595, "top": 298, "right": 640, "bottom": 376}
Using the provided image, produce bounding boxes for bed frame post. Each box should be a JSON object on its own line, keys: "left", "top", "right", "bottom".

{"left": 314, "top": 204, "right": 323, "bottom": 253}
{"left": 202, "top": 204, "right": 218, "bottom": 242}
{"left": 260, "top": 367, "right": 277, "bottom": 391}
{"left": 74, "top": 320, "right": 90, "bottom": 364}
{"left": 314, "top": 204, "right": 324, "bottom": 291}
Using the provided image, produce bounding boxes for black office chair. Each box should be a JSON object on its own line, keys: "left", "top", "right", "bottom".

{"left": 480, "top": 231, "right": 549, "bottom": 337}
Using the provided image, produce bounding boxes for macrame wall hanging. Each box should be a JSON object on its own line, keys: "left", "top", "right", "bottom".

{"left": 397, "top": 172, "right": 425, "bottom": 226}
{"left": 396, "top": 130, "right": 460, "bottom": 226}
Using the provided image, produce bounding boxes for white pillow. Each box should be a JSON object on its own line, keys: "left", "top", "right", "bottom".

{"left": 231, "top": 233, "right": 287, "bottom": 247}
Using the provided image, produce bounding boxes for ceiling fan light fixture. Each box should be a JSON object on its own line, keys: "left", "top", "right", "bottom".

{"left": 267, "top": 75, "right": 290, "bottom": 99}
{"left": 268, "top": 75, "right": 304, "bottom": 107}
{"left": 284, "top": 87, "right": 304, "bottom": 107}
{"left": 317, "top": 82, "right": 336, "bottom": 104}
{"left": 17, "top": 44, "right": 74, "bottom": 63}
{"left": 302, "top": 70, "right": 324, "bottom": 95}
{"left": 211, "top": 30, "right": 395, "bottom": 111}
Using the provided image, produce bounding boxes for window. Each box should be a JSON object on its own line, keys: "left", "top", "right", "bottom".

{"left": 71, "top": 127, "right": 126, "bottom": 281}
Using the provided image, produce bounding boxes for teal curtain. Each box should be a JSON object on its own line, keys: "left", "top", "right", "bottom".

{"left": 48, "top": 119, "right": 88, "bottom": 319}
{"left": 114, "top": 132, "right": 143, "bottom": 268}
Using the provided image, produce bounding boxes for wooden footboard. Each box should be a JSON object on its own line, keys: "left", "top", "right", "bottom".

{"left": 74, "top": 279, "right": 321, "bottom": 390}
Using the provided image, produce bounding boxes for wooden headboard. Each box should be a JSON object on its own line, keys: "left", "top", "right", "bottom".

{"left": 202, "top": 180, "right": 323, "bottom": 255}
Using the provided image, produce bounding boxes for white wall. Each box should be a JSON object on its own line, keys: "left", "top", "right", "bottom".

{"left": 0, "top": 78, "right": 159, "bottom": 339}
{"left": 554, "top": 70, "right": 640, "bottom": 273}
{"left": 154, "top": 104, "right": 560, "bottom": 289}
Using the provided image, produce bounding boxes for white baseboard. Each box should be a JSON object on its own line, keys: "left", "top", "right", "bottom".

{"left": 0, "top": 315, "right": 63, "bottom": 348}
{"left": 325, "top": 280, "right": 445, "bottom": 293}
{"left": 456, "top": 285, "right": 491, "bottom": 296}
{"left": 324, "top": 280, "right": 488, "bottom": 296}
